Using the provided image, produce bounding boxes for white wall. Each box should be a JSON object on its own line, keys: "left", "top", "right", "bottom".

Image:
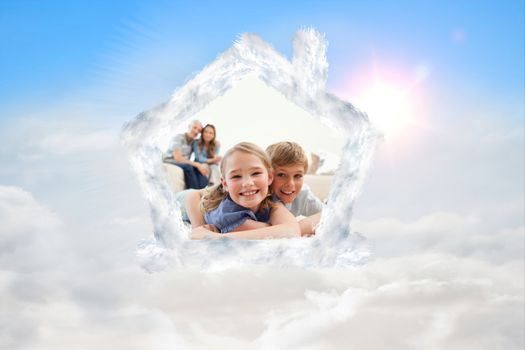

{"left": 188, "top": 75, "right": 344, "bottom": 157}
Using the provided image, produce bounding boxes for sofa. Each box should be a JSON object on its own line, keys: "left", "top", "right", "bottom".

{"left": 163, "top": 163, "right": 186, "bottom": 193}
{"left": 163, "top": 163, "right": 333, "bottom": 201}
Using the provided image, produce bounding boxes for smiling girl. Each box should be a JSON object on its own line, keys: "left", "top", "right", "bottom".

{"left": 190, "top": 142, "right": 300, "bottom": 239}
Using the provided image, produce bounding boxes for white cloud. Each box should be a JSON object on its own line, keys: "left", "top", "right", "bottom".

{"left": 0, "top": 187, "right": 522, "bottom": 349}
{"left": 353, "top": 211, "right": 524, "bottom": 263}
{"left": 0, "top": 186, "right": 67, "bottom": 272}
{"left": 39, "top": 130, "right": 116, "bottom": 155}
{"left": 252, "top": 255, "right": 524, "bottom": 350}
{"left": 0, "top": 115, "right": 118, "bottom": 163}
{"left": 1, "top": 107, "right": 522, "bottom": 348}
{"left": 0, "top": 186, "right": 61, "bottom": 239}
{"left": 354, "top": 109, "right": 524, "bottom": 228}
{"left": 0, "top": 186, "right": 180, "bottom": 349}
{"left": 0, "top": 273, "right": 189, "bottom": 350}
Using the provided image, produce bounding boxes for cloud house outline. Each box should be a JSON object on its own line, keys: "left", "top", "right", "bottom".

{"left": 121, "top": 28, "right": 379, "bottom": 271}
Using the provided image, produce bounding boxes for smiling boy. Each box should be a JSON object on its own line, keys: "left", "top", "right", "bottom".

{"left": 266, "top": 142, "right": 324, "bottom": 236}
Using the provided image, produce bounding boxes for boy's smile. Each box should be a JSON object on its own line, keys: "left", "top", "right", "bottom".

{"left": 271, "top": 164, "right": 305, "bottom": 204}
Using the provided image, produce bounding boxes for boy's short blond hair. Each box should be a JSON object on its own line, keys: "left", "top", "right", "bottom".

{"left": 266, "top": 141, "right": 308, "bottom": 172}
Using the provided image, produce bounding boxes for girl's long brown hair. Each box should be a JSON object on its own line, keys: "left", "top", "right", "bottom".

{"left": 198, "top": 124, "right": 217, "bottom": 158}
{"left": 200, "top": 142, "right": 274, "bottom": 214}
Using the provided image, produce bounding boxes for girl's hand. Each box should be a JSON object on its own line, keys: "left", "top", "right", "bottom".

{"left": 203, "top": 224, "right": 219, "bottom": 232}
{"left": 231, "top": 219, "right": 271, "bottom": 232}
{"left": 191, "top": 225, "right": 220, "bottom": 240}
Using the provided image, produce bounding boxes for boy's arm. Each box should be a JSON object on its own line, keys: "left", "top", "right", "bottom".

{"left": 298, "top": 212, "right": 321, "bottom": 236}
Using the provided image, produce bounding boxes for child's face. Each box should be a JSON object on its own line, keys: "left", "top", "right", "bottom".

{"left": 270, "top": 164, "right": 305, "bottom": 204}
{"left": 221, "top": 151, "right": 273, "bottom": 212}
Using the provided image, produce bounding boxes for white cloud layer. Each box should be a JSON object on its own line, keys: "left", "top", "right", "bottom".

{"left": 0, "top": 185, "right": 522, "bottom": 349}
{"left": 252, "top": 256, "right": 523, "bottom": 350}
{"left": 38, "top": 130, "right": 116, "bottom": 155}
{"left": 0, "top": 186, "right": 67, "bottom": 273}
{"left": 354, "top": 211, "right": 524, "bottom": 263}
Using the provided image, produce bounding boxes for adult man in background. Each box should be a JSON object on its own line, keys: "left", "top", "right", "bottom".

{"left": 164, "top": 120, "right": 209, "bottom": 189}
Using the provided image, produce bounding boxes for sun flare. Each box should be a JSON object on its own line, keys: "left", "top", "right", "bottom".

{"left": 355, "top": 81, "right": 415, "bottom": 139}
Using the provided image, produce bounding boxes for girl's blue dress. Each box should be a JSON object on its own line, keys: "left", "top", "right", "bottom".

{"left": 204, "top": 195, "right": 271, "bottom": 233}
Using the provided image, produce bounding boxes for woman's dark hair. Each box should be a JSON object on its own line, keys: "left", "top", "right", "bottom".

{"left": 198, "top": 124, "right": 217, "bottom": 158}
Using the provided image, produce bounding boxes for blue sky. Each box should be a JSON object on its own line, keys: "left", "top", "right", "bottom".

{"left": 1, "top": 1, "right": 523, "bottom": 122}
{"left": 1, "top": 0, "right": 522, "bottom": 218}
{"left": 0, "top": 1, "right": 523, "bottom": 348}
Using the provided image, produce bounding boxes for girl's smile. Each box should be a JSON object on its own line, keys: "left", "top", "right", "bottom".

{"left": 221, "top": 151, "right": 273, "bottom": 212}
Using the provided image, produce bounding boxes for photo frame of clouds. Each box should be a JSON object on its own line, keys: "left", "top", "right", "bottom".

{"left": 121, "top": 28, "right": 379, "bottom": 271}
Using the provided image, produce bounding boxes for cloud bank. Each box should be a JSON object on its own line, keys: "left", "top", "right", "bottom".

{"left": 0, "top": 116, "right": 522, "bottom": 348}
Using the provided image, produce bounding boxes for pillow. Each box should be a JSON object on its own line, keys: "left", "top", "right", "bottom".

{"left": 313, "top": 151, "right": 340, "bottom": 175}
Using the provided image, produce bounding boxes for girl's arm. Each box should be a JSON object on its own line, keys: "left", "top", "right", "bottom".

{"left": 186, "top": 189, "right": 264, "bottom": 238}
{"left": 186, "top": 189, "right": 206, "bottom": 227}
{"left": 225, "top": 203, "right": 300, "bottom": 239}
{"left": 191, "top": 203, "right": 300, "bottom": 240}
{"left": 190, "top": 217, "right": 270, "bottom": 239}
{"left": 231, "top": 219, "right": 270, "bottom": 231}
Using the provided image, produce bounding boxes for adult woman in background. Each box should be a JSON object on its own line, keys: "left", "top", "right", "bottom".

{"left": 192, "top": 124, "right": 221, "bottom": 185}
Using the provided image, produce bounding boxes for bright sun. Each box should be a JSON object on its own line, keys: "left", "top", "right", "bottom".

{"left": 355, "top": 81, "right": 415, "bottom": 139}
